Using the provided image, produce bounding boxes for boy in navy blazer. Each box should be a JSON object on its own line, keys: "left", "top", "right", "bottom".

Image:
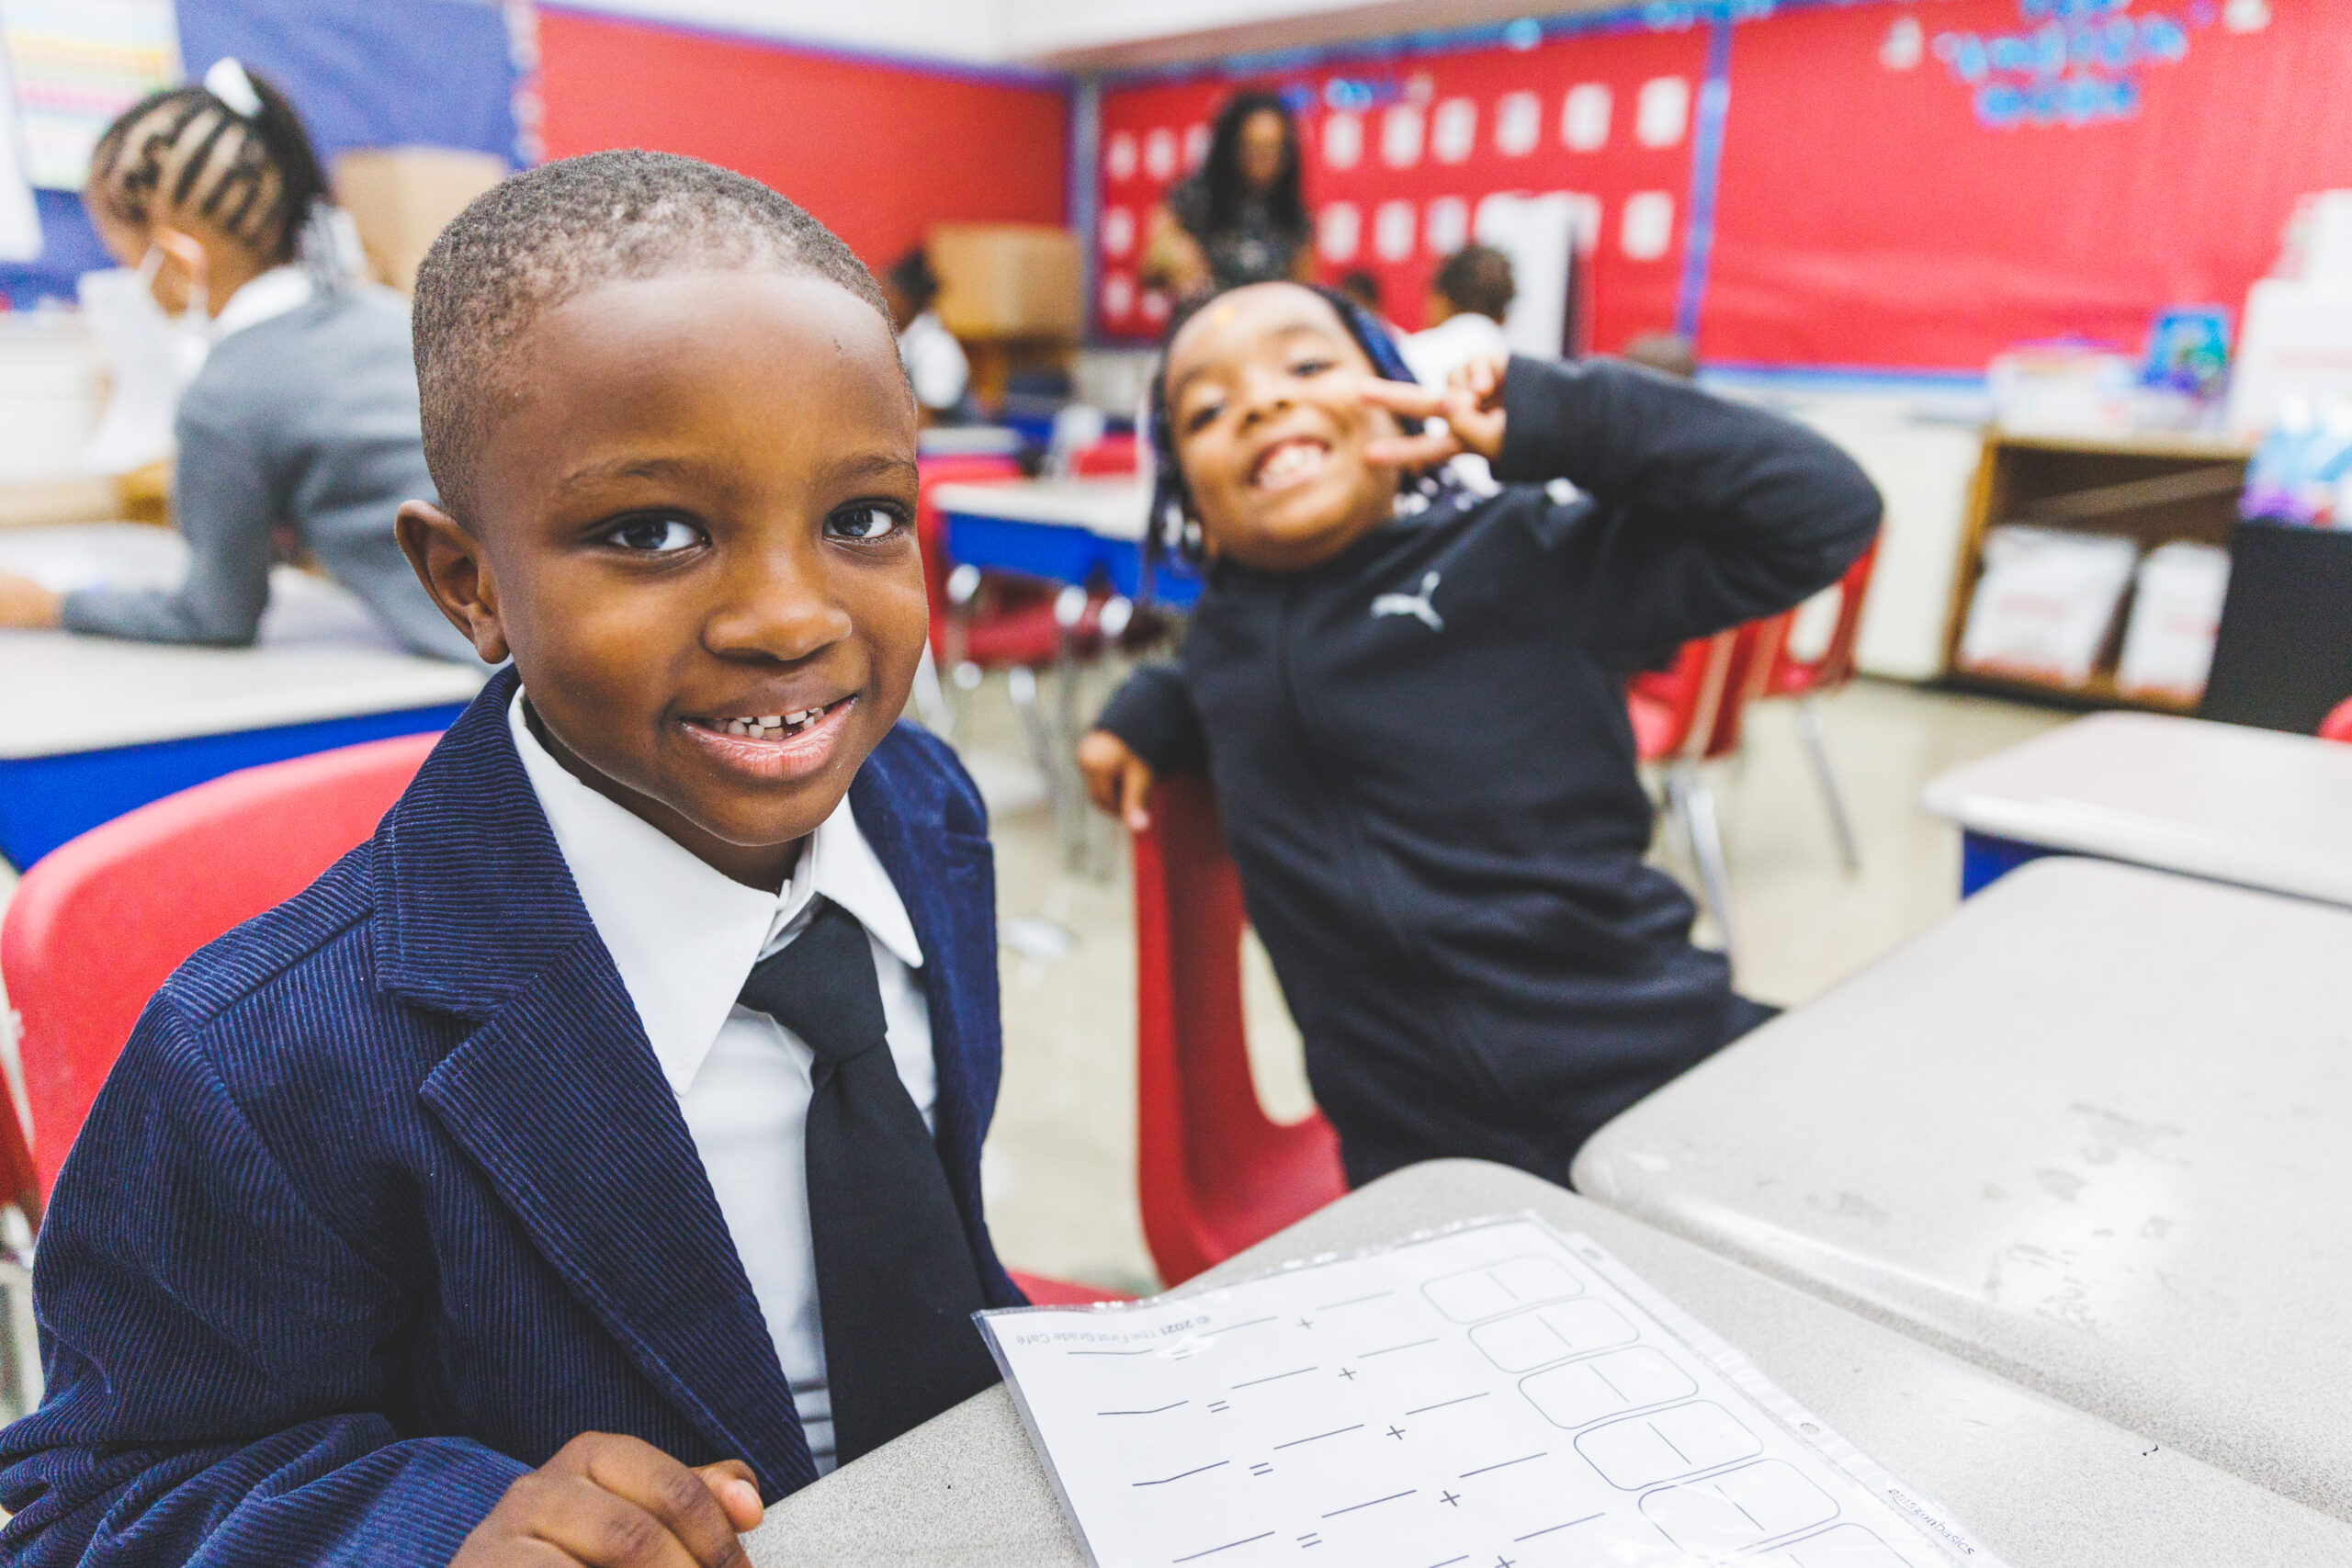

{"left": 0, "top": 152, "right": 1022, "bottom": 1566}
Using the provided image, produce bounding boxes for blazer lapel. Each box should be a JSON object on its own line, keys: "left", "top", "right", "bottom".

{"left": 375, "top": 669, "right": 816, "bottom": 1496}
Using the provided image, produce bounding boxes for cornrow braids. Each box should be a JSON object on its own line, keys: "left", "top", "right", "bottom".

{"left": 86, "top": 68, "right": 328, "bottom": 265}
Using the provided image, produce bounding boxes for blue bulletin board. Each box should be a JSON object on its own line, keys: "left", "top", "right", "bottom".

{"left": 1, "top": 0, "right": 523, "bottom": 307}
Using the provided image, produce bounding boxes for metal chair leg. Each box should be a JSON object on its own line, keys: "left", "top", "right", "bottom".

{"left": 1, "top": 1244, "right": 39, "bottom": 1418}
{"left": 1668, "top": 761, "right": 1738, "bottom": 971}
{"left": 1796, "top": 695, "right": 1862, "bottom": 874}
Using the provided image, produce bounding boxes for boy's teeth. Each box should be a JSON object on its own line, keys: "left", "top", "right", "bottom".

{"left": 712, "top": 702, "right": 835, "bottom": 739}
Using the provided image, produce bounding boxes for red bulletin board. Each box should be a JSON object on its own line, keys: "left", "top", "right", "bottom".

{"left": 1095, "top": 21, "right": 1710, "bottom": 351}
{"left": 536, "top": 7, "right": 1069, "bottom": 274}
{"left": 1702, "top": 0, "right": 2352, "bottom": 370}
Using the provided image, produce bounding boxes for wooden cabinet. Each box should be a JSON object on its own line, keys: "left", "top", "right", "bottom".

{"left": 1940, "top": 429, "right": 2253, "bottom": 711}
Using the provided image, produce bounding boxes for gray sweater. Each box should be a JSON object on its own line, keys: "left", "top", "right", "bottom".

{"left": 61, "top": 284, "right": 476, "bottom": 662}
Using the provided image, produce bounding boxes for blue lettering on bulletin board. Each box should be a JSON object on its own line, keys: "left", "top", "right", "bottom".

{"left": 1931, "top": 0, "right": 2199, "bottom": 129}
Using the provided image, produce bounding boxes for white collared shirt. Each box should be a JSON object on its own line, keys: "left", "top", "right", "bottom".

{"left": 210, "top": 264, "right": 315, "bottom": 344}
{"left": 508, "top": 693, "right": 934, "bottom": 1472}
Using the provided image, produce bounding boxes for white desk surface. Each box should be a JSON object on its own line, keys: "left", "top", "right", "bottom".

{"left": 744, "top": 1159, "right": 2348, "bottom": 1567}
{"left": 1921, "top": 710, "right": 2352, "bottom": 906}
{"left": 0, "top": 525, "right": 486, "bottom": 758}
{"left": 928, "top": 477, "right": 1153, "bottom": 540}
{"left": 1575, "top": 859, "right": 2352, "bottom": 1525}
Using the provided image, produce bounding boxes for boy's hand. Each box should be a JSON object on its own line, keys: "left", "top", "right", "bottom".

{"left": 453, "top": 1432, "right": 764, "bottom": 1567}
{"left": 0, "top": 570, "right": 62, "bottom": 630}
{"left": 1078, "top": 729, "right": 1156, "bottom": 832}
{"left": 1360, "top": 356, "right": 1509, "bottom": 469}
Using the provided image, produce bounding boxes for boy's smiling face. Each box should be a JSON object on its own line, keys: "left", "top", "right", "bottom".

{"left": 1165, "top": 283, "right": 1410, "bottom": 573}
{"left": 401, "top": 267, "right": 926, "bottom": 889}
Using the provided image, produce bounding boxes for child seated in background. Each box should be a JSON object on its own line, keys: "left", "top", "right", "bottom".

{"left": 881, "top": 247, "right": 972, "bottom": 423}
{"left": 0, "top": 61, "right": 473, "bottom": 661}
{"left": 1401, "top": 243, "right": 1515, "bottom": 388}
{"left": 1079, "top": 283, "right": 1880, "bottom": 1188}
{"left": 1, "top": 151, "right": 1022, "bottom": 1566}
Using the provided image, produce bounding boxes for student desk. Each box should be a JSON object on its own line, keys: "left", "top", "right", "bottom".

{"left": 1921, "top": 709, "right": 2352, "bottom": 901}
{"left": 742, "top": 1158, "right": 2348, "bottom": 1567}
{"left": 1573, "top": 859, "right": 2352, "bottom": 1525}
{"left": 930, "top": 477, "right": 1204, "bottom": 609}
{"left": 0, "top": 525, "right": 485, "bottom": 867}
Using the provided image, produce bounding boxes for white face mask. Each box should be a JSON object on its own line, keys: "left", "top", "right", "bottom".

{"left": 75, "top": 249, "right": 213, "bottom": 476}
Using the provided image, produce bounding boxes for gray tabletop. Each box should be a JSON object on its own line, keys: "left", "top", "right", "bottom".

{"left": 1575, "top": 858, "right": 2352, "bottom": 1525}
{"left": 1920, "top": 710, "right": 2352, "bottom": 905}
{"left": 745, "top": 1158, "right": 2348, "bottom": 1565}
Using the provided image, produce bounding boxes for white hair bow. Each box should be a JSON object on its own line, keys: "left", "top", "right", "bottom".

{"left": 202, "top": 57, "right": 263, "bottom": 118}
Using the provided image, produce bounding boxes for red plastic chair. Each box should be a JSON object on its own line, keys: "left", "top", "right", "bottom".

{"left": 1131, "top": 772, "right": 1345, "bottom": 1286}
{"left": 1625, "top": 617, "right": 1786, "bottom": 968}
{"left": 1069, "top": 434, "right": 1140, "bottom": 477}
{"left": 2, "top": 734, "right": 442, "bottom": 1221}
{"left": 2319, "top": 697, "right": 2352, "bottom": 744}
{"left": 1756, "top": 540, "right": 1880, "bottom": 872}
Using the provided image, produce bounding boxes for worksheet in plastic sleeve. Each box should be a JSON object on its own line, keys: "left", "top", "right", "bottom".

{"left": 979, "top": 1214, "right": 2004, "bottom": 1568}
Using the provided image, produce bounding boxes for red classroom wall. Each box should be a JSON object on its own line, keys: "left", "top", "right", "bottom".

{"left": 1702, "top": 0, "right": 2352, "bottom": 370}
{"left": 1098, "top": 22, "right": 1706, "bottom": 353}
{"left": 535, "top": 7, "right": 1069, "bottom": 273}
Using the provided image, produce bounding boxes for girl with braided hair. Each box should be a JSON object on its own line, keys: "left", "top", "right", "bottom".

{"left": 0, "top": 60, "right": 478, "bottom": 660}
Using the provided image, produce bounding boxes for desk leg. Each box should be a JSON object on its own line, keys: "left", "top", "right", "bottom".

{"left": 1960, "top": 830, "right": 2052, "bottom": 897}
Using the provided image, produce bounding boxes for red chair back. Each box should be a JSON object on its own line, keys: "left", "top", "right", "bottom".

{"left": 1069, "top": 434, "right": 1141, "bottom": 477}
{"left": 1131, "top": 773, "right": 1345, "bottom": 1285}
{"left": 1766, "top": 539, "right": 1879, "bottom": 699}
{"left": 915, "top": 454, "right": 1023, "bottom": 658}
{"left": 2321, "top": 697, "right": 2352, "bottom": 744}
{"left": 0, "top": 734, "right": 438, "bottom": 1220}
{"left": 1627, "top": 616, "right": 1791, "bottom": 765}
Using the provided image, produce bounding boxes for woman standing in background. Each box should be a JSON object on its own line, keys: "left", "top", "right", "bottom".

{"left": 1145, "top": 92, "right": 1316, "bottom": 301}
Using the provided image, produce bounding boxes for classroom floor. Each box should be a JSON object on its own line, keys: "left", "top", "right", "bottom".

{"left": 967, "top": 672, "right": 2066, "bottom": 1297}
{"left": 0, "top": 673, "right": 2064, "bottom": 1308}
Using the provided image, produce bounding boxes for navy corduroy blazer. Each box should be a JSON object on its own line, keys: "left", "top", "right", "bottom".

{"left": 0, "top": 667, "right": 1023, "bottom": 1565}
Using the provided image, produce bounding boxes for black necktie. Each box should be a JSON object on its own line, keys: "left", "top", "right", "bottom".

{"left": 737, "top": 897, "right": 1000, "bottom": 1463}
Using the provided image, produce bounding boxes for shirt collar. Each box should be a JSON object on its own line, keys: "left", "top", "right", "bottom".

{"left": 211, "top": 265, "right": 314, "bottom": 343}
{"left": 507, "top": 692, "right": 923, "bottom": 1094}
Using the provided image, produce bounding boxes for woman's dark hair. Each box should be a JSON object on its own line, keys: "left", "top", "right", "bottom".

{"left": 1202, "top": 91, "right": 1306, "bottom": 235}
{"left": 888, "top": 247, "right": 941, "bottom": 313}
{"left": 1144, "top": 281, "right": 1439, "bottom": 581}
{"left": 1432, "top": 243, "right": 1516, "bottom": 323}
{"left": 87, "top": 64, "right": 330, "bottom": 266}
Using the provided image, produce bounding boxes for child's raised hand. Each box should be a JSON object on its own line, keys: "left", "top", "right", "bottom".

{"left": 1359, "top": 355, "right": 1509, "bottom": 470}
{"left": 1078, "top": 728, "right": 1156, "bottom": 832}
{"left": 453, "top": 1431, "right": 763, "bottom": 1567}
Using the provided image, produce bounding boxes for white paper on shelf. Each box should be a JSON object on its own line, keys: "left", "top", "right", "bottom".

{"left": 980, "top": 1216, "right": 2000, "bottom": 1568}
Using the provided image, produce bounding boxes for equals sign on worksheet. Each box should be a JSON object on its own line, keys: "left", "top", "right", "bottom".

{"left": 1250, "top": 1461, "right": 1272, "bottom": 1477}
{"left": 1296, "top": 1533, "right": 1322, "bottom": 1549}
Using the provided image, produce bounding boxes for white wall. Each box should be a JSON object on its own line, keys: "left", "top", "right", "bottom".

{"left": 559, "top": 0, "right": 1626, "bottom": 67}
{"left": 550, "top": 0, "right": 1009, "bottom": 63}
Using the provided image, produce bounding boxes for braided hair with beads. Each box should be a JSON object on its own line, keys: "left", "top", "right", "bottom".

{"left": 85, "top": 61, "right": 333, "bottom": 271}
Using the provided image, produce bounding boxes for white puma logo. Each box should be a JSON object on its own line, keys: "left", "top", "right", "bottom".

{"left": 1371, "top": 570, "right": 1444, "bottom": 632}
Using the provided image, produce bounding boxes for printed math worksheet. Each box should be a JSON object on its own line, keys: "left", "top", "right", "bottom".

{"left": 980, "top": 1217, "right": 1998, "bottom": 1568}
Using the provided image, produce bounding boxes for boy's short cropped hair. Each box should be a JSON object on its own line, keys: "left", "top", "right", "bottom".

{"left": 1432, "top": 243, "right": 1516, "bottom": 324}
{"left": 411, "top": 148, "right": 894, "bottom": 521}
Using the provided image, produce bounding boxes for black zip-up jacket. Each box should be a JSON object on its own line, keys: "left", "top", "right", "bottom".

{"left": 1097, "top": 356, "right": 1883, "bottom": 1188}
